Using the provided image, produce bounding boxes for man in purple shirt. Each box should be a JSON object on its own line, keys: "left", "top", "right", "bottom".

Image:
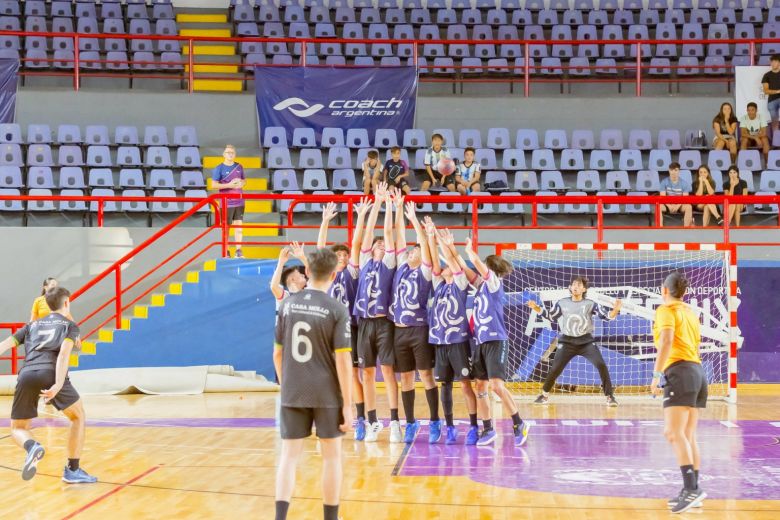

{"left": 210, "top": 144, "right": 246, "bottom": 258}
{"left": 465, "top": 239, "right": 530, "bottom": 448}
{"left": 353, "top": 182, "right": 398, "bottom": 442}
{"left": 389, "top": 194, "right": 436, "bottom": 444}
{"left": 317, "top": 199, "right": 372, "bottom": 441}
{"left": 426, "top": 223, "right": 481, "bottom": 445}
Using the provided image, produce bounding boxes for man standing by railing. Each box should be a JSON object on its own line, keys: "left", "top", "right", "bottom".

{"left": 210, "top": 144, "right": 246, "bottom": 258}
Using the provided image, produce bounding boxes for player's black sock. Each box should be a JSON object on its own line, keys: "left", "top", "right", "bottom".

{"left": 356, "top": 402, "right": 365, "bottom": 420}
{"left": 401, "top": 390, "right": 415, "bottom": 424}
{"left": 23, "top": 440, "right": 36, "bottom": 453}
{"left": 440, "top": 382, "right": 454, "bottom": 426}
{"left": 680, "top": 465, "right": 696, "bottom": 490}
{"left": 694, "top": 469, "right": 699, "bottom": 489}
{"left": 390, "top": 408, "right": 400, "bottom": 422}
{"left": 425, "top": 387, "right": 440, "bottom": 422}
{"left": 367, "top": 410, "right": 377, "bottom": 424}
{"left": 68, "top": 459, "right": 80, "bottom": 471}
{"left": 510, "top": 413, "right": 522, "bottom": 427}
{"left": 469, "top": 413, "right": 478, "bottom": 427}
{"left": 275, "top": 501, "right": 290, "bottom": 520}
{"left": 483, "top": 419, "right": 492, "bottom": 432}
{"left": 323, "top": 504, "right": 339, "bottom": 520}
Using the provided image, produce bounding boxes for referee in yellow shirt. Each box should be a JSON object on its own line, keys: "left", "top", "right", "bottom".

{"left": 650, "top": 272, "right": 708, "bottom": 513}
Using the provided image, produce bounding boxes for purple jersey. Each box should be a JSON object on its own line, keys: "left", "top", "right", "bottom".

{"left": 353, "top": 249, "right": 397, "bottom": 319}
{"left": 390, "top": 250, "right": 432, "bottom": 327}
{"left": 329, "top": 263, "right": 359, "bottom": 326}
{"left": 428, "top": 272, "right": 471, "bottom": 345}
{"left": 212, "top": 163, "right": 245, "bottom": 208}
{"left": 473, "top": 270, "right": 508, "bottom": 344}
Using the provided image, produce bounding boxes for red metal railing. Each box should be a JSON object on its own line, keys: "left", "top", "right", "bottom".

{"left": 2, "top": 29, "right": 778, "bottom": 94}
{"left": 0, "top": 322, "right": 24, "bottom": 374}
{"left": 1, "top": 191, "right": 780, "bottom": 374}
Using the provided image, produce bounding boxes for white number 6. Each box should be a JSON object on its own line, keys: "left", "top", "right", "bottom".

{"left": 291, "top": 321, "right": 313, "bottom": 363}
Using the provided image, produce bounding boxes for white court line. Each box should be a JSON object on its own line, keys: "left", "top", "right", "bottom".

{"left": 720, "top": 421, "right": 739, "bottom": 428}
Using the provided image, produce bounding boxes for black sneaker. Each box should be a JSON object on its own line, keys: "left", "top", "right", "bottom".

{"left": 533, "top": 394, "right": 549, "bottom": 405}
{"left": 671, "top": 488, "right": 707, "bottom": 513}
{"left": 668, "top": 487, "right": 705, "bottom": 509}
{"left": 606, "top": 394, "right": 618, "bottom": 407}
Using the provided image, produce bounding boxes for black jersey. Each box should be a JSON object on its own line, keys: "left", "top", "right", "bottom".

{"left": 13, "top": 313, "right": 80, "bottom": 373}
{"left": 275, "top": 289, "right": 351, "bottom": 408}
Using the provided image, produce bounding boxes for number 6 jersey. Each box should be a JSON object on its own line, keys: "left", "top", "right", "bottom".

{"left": 274, "top": 289, "right": 352, "bottom": 408}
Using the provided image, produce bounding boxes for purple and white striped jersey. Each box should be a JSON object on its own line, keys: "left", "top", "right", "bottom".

{"left": 353, "top": 249, "right": 397, "bottom": 319}
{"left": 390, "top": 249, "right": 432, "bottom": 327}
{"left": 428, "top": 271, "right": 471, "bottom": 345}
{"left": 329, "top": 263, "right": 359, "bottom": 326}
{"left": 473, "top": 270, "right": 509, "bottom": 344}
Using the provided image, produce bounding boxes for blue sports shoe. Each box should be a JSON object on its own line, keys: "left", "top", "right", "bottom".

{"left": 476, "top": 428, "right": 497, "bottom": 447}
{"left": 465, "top": 426, "right": 479, "bottom": 446}
{"left": 354, "top": 419, "right": 366, "bottom": 441}
{"left": 514, "top": 421, "right": 530, "bottom": 447}
{"left": 62, "top": 467, "right": 98, "bottom": 484}
{"left": 428, "top": 420, "right": 442, "bottom": 444}
{"left": 21, "top": 442, "right": 45, "bottom": 481}
{"left": 404, "top": 421, "right": 420, "bottom": 444}
{"left": 445, "top": 426, "right": 458, "bottom": 445}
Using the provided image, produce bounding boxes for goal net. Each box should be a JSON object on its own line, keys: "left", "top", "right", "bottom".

{"left": 498, "top": 244, "right": 739, "bottom": 402}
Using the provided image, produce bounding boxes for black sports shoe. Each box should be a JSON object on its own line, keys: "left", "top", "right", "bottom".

{"left": 533, "top": 394, "right": 549, "bottom": 405}
{"left": 671, "top": 488, "right": 707, "bottom": 513}
{"left": 667, "top": 487, "right": 704, "bottom": 509}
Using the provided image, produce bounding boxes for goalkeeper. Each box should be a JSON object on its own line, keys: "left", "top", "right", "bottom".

{"left": 526, "top": 276, "right": 622, "bottom": 407}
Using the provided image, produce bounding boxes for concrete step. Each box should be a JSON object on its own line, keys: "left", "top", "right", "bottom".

{"left": 176, "top": 13, "right": 228, "bottom": 24}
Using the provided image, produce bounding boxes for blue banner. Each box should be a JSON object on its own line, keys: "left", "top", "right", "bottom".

{"left": 255, "top": 66, "right": 417, "bottom": 143}
{"left": 0, "top": 59, "right": 18, "bottom": 124}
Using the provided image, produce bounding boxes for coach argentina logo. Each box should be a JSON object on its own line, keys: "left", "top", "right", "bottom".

{"left": 273, "top": 97, "right": 325, "bottom": 117}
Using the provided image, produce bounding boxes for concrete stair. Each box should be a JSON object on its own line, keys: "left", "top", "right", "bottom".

{"left": 176, "top": 11, "right": 244, "bottom": 92}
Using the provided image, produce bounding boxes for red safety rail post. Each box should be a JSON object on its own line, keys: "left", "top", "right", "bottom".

{"left": 301, "top": 41, "right": 307, "bottom": 66}
{"left": 524, "top": 43, "right": 530, "bottom": 97}
{"left": 0, "top": 323, "right": 25, "bottom": 374}
{"left": 596, "top": 199, "right": 604, "bottom": 244}
{"left": 749, "top": 42, "right": 755, "bottom": 66}
{"left": 188, "top": 39, "right": 194, "bottom": 94}
{"left": 221, "top": 198, "right": 229, "bottom": 257}
{"left": 114, "top": 266, "right": 122, "bottom": 329}
{"left": 471, "top": 199, "right": 479, "bottom": 246}
{"left": 97, "top": 199, "right": 104, "bottom": 227}
{"left": 73, "top": 35, "right": 80, "bottom": 91}
{"left": 413, "top": 42, "right": 418, "bottom": 71}
{"left": 347, "top": 198, "right": 354, "bottom": 245}
{"left": 723, "top": 198, "right": 730, "bottom": 244}
{"left": 635, "top": 42, "right": 642, "bottom": 97}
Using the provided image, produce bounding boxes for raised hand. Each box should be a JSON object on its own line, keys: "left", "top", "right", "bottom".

{"left": 465, "top": 236, "right": 474, "bottom": 252}
{"left": 423, "top": 216, "right": 436, "bottom": 235}
{"left": 355, "top": 196, "right": 373, "bottom": 217}
{"left": 322, "top": 202, "right": 338, "bottom": 222}
{"left": 375, "top": 181, "right": 389, "bottom": 200}
{"left": 289, "top": 241, "right": 305, "bottom": 261}
{"left": 437, "top": 227, "right": 455, "bottom": 246}
{"left": 390, "top": 187, "right": 405, "bottom": 209}
{"left": 404, "top": 200, "right": 417, "bottom": 222}
{"left": 278, "top": 246, "right": 291, "bottom": 263}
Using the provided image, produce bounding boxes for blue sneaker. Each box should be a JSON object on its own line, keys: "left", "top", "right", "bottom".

{"left": 465, "top": 425, "right": 479, "bottom": 446}
{"left": 445, "top": 425, "right": 458, "bottom": 445}
{"left": 404, "top": 421, "right": 420, "bottom": 444}
{"left": 514, "top": 420, "right": 530, "bottom": 447}
{"left": 62, "top": 466, "right": 98, "bottom": 484}
{"left": 21, "top": 443, "right": 45, "bottom": 481}
{"left": 476, "top": 428, "right": 497, "bottom": 447}
{"left": 428, "top": 420, "right": 442, "bottom": 444}
{"left": 354, "top": 419, "right": 366, "bottom": 441}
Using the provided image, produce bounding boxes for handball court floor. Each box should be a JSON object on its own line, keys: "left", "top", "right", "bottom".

{"left": 0, "top": 388, "right": 779, "bottom": 520}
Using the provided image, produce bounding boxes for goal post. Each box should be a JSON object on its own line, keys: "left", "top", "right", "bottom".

{"left": 495, "top": 243, "right": 739, "bottom": 403}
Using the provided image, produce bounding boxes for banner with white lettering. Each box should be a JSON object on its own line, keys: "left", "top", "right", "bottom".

{"left": 735, "top": 66, "right": 772, "bottom": 121}
{"left": 255, "top": 66, "right": 418, "bottom": 144}
{"left": 0, "top": 58, "right": 18, "bottom": 124}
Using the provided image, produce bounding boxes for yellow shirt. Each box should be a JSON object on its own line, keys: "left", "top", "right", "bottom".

{"left": 653, "top": 301, "right": 701, "bottom": 370}
{"left": 30, "top": 295, "right": 51, "bottom": 320}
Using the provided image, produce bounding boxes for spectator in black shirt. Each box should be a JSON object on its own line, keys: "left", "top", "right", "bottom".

{"left": 761, "top": 54, "right": 780, "bottom": 135}
{"left": 723, "top": 165, "right": 749, "bottom": 227}
{"left": 712, "top": 102, "right": 738, "bottom": 162}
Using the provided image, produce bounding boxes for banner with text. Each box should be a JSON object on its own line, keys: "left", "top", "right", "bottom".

{"left": 735, "top": 66, "right": 772, "bottom": 121}
{"left": 0, "top": 59, "right": 18, "bottom": 124}
{"left": 255, "top": 66, "right": 417, "bottom": 144}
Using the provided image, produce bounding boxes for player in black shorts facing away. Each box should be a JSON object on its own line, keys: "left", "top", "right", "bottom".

{"left": 426, "top": 224, "right": 481, "bottom": 445}
{"left": 317, "top": 199, "right": 370, "bottom": 441}
{"left": 0, "top": 286, "right": 97, "bottom": 483}
{"left": 651, "top": 272, "right": 709, "bottom": 513}
{"left": 274, "top": 248, "right": 353, "bottom": 520}
{"left": 527, "top": 276, "right": 622, "bottom": 407}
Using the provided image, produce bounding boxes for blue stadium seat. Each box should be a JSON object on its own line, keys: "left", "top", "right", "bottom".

{"left": 560, "top": 149, "right": 585, "bottom": 170}
{"left": 571, "top": 130, "right": 595, "bottom": 150}
{"left": 618, "top": 150, "right": 643, "bottom": 171}
{"left": 648, "top": 149, "right": 672, "bottom": 172}
{"left": 0, "top": 165, "right": 22, "bottom": 187}
{"left": 605, "top": 170, "right": 631, "bottom": 192}
{"left": 58, "top": 146, "right": 84, "bottom": 167}
{"left": 540, "top": 170, "right": 566, "bottom": 190}
{"left": 149, "top": 169, "right": 176, "bottom": 189}
{"left": 589, "top": 150, "right": 614, "bottom": 171}
{"left": 327, "top": 147, "right": 352, "bottom": 169}
{"left": 0, "top": 124, "right": 21, "bottom": 144}
{"left": 298, "top": 149, "right": 324, "bottom": 169}
{"left": 27, "top": 145, "right": 54, "bottom": 167}
{"left": 179, "top": 171, "right": 206, "bottom": 189}
{"left": 119, "top": 169, "right": 145, "bottom": 188}
{"left": 636, "top": 170, "right": 661, "bottom": 192}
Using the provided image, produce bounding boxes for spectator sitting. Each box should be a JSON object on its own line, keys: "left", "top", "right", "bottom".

{"left": 660, "top": 162, "right": 694, "bottom": 227}
{"left": 761, "top": 54, "right": 780, "bottom": 136}
{"left": 382, "top": 146, "right": 411, "bottom": 195}
{"left": 712, "top": 102, "right": 738, "bottom": 162}
{"left": 739, "top": 102, "right": 770, "bottom": 163}
{"left": 362, "top": 150, "right": 383, "bottom": 196}
{"left": 455, "top": 147, "right": 482, "bottom": 195}
{"left": 723, "top": 165, "right": 749, "bottom": 227}
{"left": 421, "top": 133, "right": 456, "bottom": 192}
{"left": 692, "top": 165, "right": 723, "bottom": 227}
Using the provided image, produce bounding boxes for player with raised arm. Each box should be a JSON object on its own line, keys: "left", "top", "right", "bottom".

{"left": 426, "top": 223, "right": 481, "bottom": 445}
{"left": 270, "top": 242, "right": 309, "bottom": 305}
{"left": 464, "top": 240, "right": 530, "bottom": 447}
{"left": 527, "top": 276, "right": 622, "bottom": 407}
{"left": 353, "top": 182, "right": 400, "bottom": 442}
{"left": 0, "top": 286, "right": 97, "bottom": 483}
{"left": 389, "top": 194, "right": 438, "bottom": 443}
{"left": 274, "top": 248, "right": 353, "bottom": 520}
{"left": 650, "top": 272, "right": 708, "bottom": 514}
{"left": 317, "top": 199, "right": 370, "bottom": 441}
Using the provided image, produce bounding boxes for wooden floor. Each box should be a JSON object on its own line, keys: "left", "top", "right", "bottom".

{"left": 0, "top": 389, "right": 779, "bottom": 519}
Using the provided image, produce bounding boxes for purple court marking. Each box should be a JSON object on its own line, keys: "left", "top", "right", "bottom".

{"left": 399, "top": 419, "right": 780, "bottom": 501}
{"left": 0, "top": 417, "right": 276, "bottom": 428}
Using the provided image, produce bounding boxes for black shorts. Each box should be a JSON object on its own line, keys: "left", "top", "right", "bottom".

{"left": 394, "top": 325, "right": 434, "bottom": 373}
{"left": 350, "top": 324, "right": 359, "bottom": 367}
{"left": 435, "top": 342, "right": 473, "bottom": 382}
{"left": 227, "top": 204, "right": 245, "bottom": 222}
{"left": 280, "top": 406, "right": 344, "bottom": 440}
{"left": 663, "top": 361, "right": 708, "bottom": 409}
{"left": 390, "top": 177, "right": 410, "bottom": 191}
{"left": 11, "top": 369, "right": 80, "bottom": 420}
{"left": 357, "top": 317, "right": 395, "bottom": 368}
{"left": 472, "top": 340, "right": 508, "bottom": 381}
